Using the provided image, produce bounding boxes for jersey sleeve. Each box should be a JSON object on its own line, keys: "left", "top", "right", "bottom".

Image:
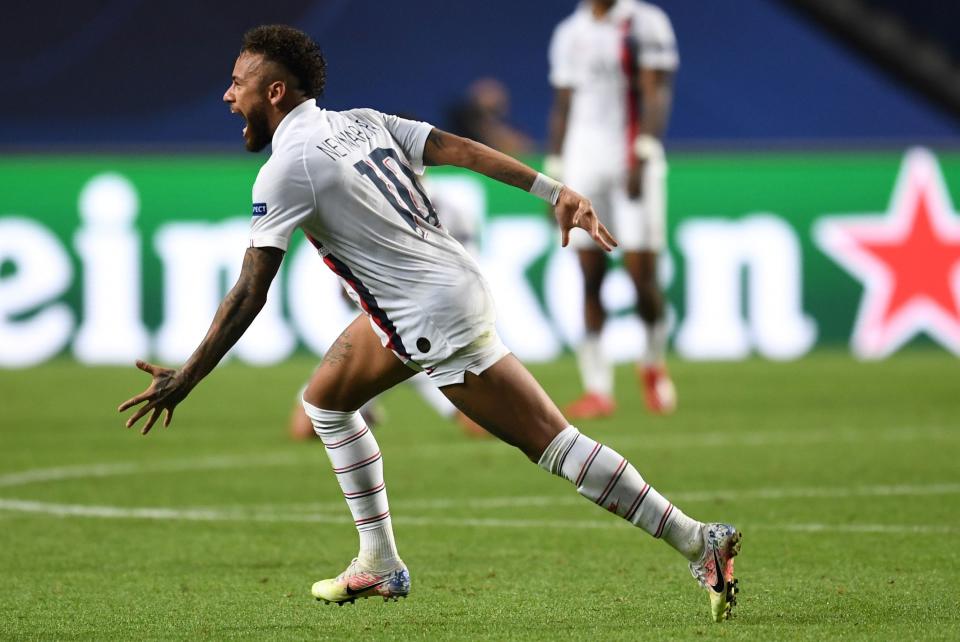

{"left": 548, "top": 20, "right": 577, "bottom": 88}
{"left": 636, "top": 6, "right": 679, "bottom": 71}
{"left": 379, "top": 112, "right": 434, "bottom": 175}
{"left": 248, "top": 156, "right": 314, "bottom": 251}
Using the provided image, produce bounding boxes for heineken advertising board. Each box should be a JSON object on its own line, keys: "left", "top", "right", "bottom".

{"left": 2, "top": 149, "right": 959, "bottom": 368}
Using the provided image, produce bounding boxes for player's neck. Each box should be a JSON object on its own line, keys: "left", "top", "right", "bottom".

{"left": 268, "top": 97, "right": 311, "bottom": 140}
{"left": 590, "top": 0, "right": 616, "bottom": 18}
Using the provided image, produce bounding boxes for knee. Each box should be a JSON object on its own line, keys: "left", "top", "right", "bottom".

{"left": 302, "top": 378, "right": 355, "bottom": 413}
{"left": 301, "top": 398, "right": 364, "bottom": 438}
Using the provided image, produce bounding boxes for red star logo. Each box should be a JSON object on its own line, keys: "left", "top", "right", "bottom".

{"left": 815, "top": 149, "right": 960, "bottom": 358}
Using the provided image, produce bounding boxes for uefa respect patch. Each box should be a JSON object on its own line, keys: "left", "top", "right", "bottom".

{"left": 252, "top": 202, "right": 267, "bottom": 216}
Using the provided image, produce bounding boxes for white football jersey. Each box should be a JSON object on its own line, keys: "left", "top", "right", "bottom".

{"left": 249, "top": 99, "right": 495, "bottom": 366}
{"left": 549, "top": 0, "right": 678, "bottom": 165}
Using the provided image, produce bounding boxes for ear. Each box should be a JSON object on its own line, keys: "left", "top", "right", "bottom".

{"left": 266, "top": 80, "right": 287, "bottom": 107}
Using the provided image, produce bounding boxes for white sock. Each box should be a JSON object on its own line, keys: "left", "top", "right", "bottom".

{"left": 538, "top": 425, "right": 703, "bottom": 561}
{"left": 302, "top": 400, "right": 401, "bottom": 571}
{"left": 576, "top": 333, "right": 613, "bottom": 397}
{"left": 643, "top": 319, "right": 669, "bottom": 367}
{"left": 408, "top": 371, "right": 456, "bottom": 418}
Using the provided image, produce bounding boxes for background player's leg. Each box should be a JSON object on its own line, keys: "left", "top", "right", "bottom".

{"left": 624, "top": 249, "right": 666, "bottom": 359}
{"left": 567, "top": 249, "right": 615, "bottom": 419}
{"left": 303, "top": 315, "right": 415, "bottom": 598}
{"left": 441, "top": 354, "right": 702, "bottom": 559}
{"left": 407, "top": 372, "right": 490, "bottom": 438}
{"left": 624, "top": 250, "right": 676, "bottom": 414}
{"left": 408, "top": 371, "right": 456, "bottom": 418}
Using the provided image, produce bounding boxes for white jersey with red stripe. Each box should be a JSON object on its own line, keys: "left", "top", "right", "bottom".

{"left": 549, "top": 0, "right": 678, "bottom": 172}
{"left": 248, "top": 99, "right": 495, "bottom": 368}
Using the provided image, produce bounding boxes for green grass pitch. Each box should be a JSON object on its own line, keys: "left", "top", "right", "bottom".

{"left": 1, "top": 352, "right": 959, "bottom": 640}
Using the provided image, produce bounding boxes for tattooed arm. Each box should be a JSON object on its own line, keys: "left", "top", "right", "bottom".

{"left": 118, "top": 246, "right": 284, "bottom": 433}
{"left": 422, "top": 128, "right": 537, "bottom": 191}
{"left": 422, "top": 128, "right": 617, "bottom": 251}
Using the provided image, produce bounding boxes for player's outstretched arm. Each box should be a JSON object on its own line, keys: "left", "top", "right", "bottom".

{"left": 422, "top": 128, "right": 617, "bottom": 252}
{"left": 118, "top": 246, "right": 284, "bottom": 434}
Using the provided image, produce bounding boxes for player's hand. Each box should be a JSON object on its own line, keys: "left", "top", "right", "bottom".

{"left": 626, "top": 160, "right": 645, "bottom": 200}
{"left": 117, "top": 360, "right": 192, "bottom": 434}
{"left": 554, "top": 187, "right": 618, "bottom": 252}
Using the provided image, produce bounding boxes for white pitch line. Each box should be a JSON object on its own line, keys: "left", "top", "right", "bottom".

{"left": 0, "top": 498, "right": 956, "bottom": 535}
{"left": 247, "top": 482, "right": 960, "bottom": 513}
{"left": 1, "top": 423, "right": 955, "bottom": 490}
{"left": 0, "top": 453, "right": 305, "bottom": 489}
{"left": 0, "top": 499, "right": 346, "bottom": 524}
{"left": 1, "top": 454, "right": 958, "bottom": 536}
{"left": 403, "top": 425, "right": 960, "bottom": 457}
{"left": 750, "top": 523, "right": 960, "bottom": 535}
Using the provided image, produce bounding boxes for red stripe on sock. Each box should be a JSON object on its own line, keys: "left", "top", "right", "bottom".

{"left": 355, "top": 510, "right": 390, "bottom": 526}
{"left": 625, "top": 483, "right": 650, "bottom": 522}
{"left": 333, "top": 451, "right": 381, "bottom": 474}
{"left": 344, "top": 482, "right": 385, "bottom": 499}
{"left": 596, "top": 458, "right": 627, "bottom": 506}
{"left": 323, "top": 426, "right": 368, "bottom": 449}
{"left": 575, "top": 443, "right": 602, "bottom": 487}
{"left": 654, "top": 504, "right": 674, "bottom": 538}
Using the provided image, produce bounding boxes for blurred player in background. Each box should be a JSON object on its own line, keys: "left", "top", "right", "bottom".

{"left": 446, "top": 77, "right": 534, "bottom": 156}
{"left": 119, "top": 25, "right": 740, "bottom": 622}
{"left": 547, "top": 0, "right": 679, "bottom": 418}
{"left": 289, "top": 176, "right": 489, "bottom": 439}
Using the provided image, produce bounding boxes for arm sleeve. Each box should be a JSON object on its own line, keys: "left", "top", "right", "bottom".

{"left": 636, "top": 7, "right": 679, "bottom": 71}
{"left": 248, "top": 157, "right": 314, "bottom": 251}
{"left": 380, "top": 112, "right": 434, "bottom": 175}
{"left": 548, "top": 22, "right": 576, "bottom": 88}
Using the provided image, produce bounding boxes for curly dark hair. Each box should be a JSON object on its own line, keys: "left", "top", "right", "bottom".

{"left": 241, "top": 25, "right": 326, "bottom": 98}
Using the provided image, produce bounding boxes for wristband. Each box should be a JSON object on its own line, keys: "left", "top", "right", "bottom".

{"left": 530, "top": 172, "right": 563, "bottom": 206}
{"left": 633, "top": 135, "right": 664, "bottom": 160}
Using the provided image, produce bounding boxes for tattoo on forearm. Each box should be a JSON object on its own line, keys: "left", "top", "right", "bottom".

{"left": 493, "top": 165, "right": 531, "bottom": 190}
{"left": 424, "top": 129, "right": 448, "bottom": 166}
{"left": 427, "top": 129, "right": 446, "bottom": 151}
{"left": 425, "top": 128, "right": 536, "bottom": 191}
{"left": 182, "top": 247, "right": 282, "bottom": 383}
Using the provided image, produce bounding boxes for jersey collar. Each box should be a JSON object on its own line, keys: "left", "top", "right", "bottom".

{"left": 271, "top": 98, "right": 317, "bottom": 149}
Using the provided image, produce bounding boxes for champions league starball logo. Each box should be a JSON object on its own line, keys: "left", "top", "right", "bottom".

{"left": 815, "top": 149, "right": 960, "bottom": 359}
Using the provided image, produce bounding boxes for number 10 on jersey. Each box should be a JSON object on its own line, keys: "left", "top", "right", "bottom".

{"left": 354, "top": 148, "right": 440, "bottom": 232}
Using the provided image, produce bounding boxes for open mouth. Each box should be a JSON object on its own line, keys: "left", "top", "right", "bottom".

{"left": 231, "top": 108, "right": 248, "bottom": 137}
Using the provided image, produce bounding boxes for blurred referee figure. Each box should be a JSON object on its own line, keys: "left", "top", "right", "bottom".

{"left": 548, "top": 0, "right": 678, "bottom": 418}
{"left": 118, "top": 25, "right": 740, "bottom": 621}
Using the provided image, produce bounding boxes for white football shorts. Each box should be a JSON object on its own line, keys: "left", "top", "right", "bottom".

{"left": 566, "top": 156, "right": 667, "bottom": 252}
{"left": 398, "top": 323, "right": 511, "bottom": 388}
